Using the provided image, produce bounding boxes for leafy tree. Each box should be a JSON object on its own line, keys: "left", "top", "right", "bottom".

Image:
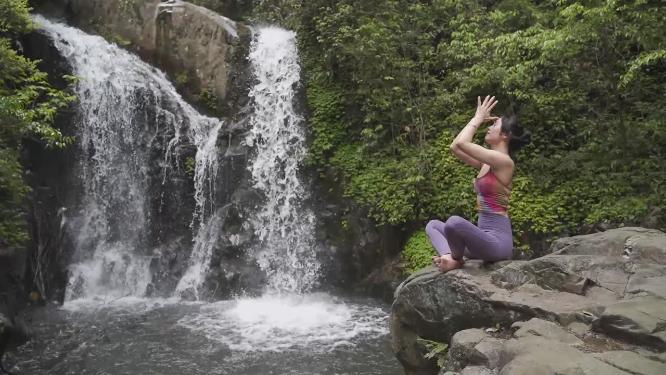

{"left": 0, "top": 0, "right": 74, "bottom": 250}
{"left": 291, "top": 0, "right": 666, "bottom": 256}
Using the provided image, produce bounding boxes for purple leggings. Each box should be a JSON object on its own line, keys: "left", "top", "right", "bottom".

{"left": 425, "top": 213, "right": 513, "bottom": 261}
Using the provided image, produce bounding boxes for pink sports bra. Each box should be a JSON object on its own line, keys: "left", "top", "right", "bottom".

{"left": 474, "top": 169, "right": 511, "bottom": 215}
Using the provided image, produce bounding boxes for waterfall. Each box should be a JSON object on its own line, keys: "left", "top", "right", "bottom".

{"left": 246, "top": 27, "right": 320, "bottom": 294}
{"left": 35, "top": 16, "right": 223, "bottom": 302}
{"left": 173, "top": 119, "right": 223, "bottom": 300}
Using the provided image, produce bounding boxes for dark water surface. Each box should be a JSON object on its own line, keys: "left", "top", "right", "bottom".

{"left": 6, "top": 294, "right": 403, "bottom": 375}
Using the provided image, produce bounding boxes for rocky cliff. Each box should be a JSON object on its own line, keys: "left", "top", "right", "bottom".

{"left": 34, "top": 0, "right": 252, "bottom": 116}
{"left": 21, "top": 0, "right": 262, "bottom": 302}
{"left": 23, "top": 0, "right": 405, "bottom": 302}
{"left": 391, "top": 227, "right": 666, "bottom": 374}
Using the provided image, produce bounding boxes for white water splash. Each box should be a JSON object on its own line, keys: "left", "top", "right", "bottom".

{"left": 35, "top": 16, "right": 224, "bottom": 302}
{"left": 177, "top": 293, "right": 389, "bottom": 352}
{"left": 174, "top": 205, "right": 223, "bottom": 300}
{"left": 219, "top": 15, "right": 239, "bottom": 39}
{"left": 246, "top": 27, "right": 320, "bottom": 294}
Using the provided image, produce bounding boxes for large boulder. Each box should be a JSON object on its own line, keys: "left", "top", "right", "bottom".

{"left": 438, "top": 319, "right": 666, "bottom": 375}
{"left": 391, "top": 227, "right": 666, "bottom": 374}
{"left": 0, "top": 251, "right": 29, "bottom": 366}
{"left": 35, "top": 0, "right": 253, "bottom": 117}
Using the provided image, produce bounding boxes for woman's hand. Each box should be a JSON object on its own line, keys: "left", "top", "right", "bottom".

{"left": 473, "top": 95, "right": 499, "bottom": 123}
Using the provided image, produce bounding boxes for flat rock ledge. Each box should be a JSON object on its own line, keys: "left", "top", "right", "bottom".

{"left": 390, "top": 227, "right": 666, "bottom": 374}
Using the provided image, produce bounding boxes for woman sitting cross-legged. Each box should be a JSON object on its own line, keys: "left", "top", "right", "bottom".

{"left": 427, "top": 95, "right": 531, "bottom": 272}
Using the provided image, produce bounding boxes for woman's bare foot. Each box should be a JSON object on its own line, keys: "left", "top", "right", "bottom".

{"left": 437, "top": 254, "right": 464, "bottom": 272}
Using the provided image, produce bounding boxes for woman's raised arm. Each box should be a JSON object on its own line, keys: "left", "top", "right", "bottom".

{"left": 450, "top": 96, "right": 513, "bottom": 169}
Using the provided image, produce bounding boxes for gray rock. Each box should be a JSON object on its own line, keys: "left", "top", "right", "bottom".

{"left": 391, "top": 262, "right": 616, "bottom": 373}
{"left": 657, "top": 352, "right": 666, "bottom": 363}
{"left": 593, "top": 351, "right": 666, "bottom": 375}
{"left": 474, "top": 338, "right": 504, "bottom": 369}
{"left": 0, "top": 313, "right": 28, "bottom": 358}
{"left": 498, "top": 336, "right": 628, "bottom": 375}
{"left": 452, "top": 329, "right": 488, "bottom": 349}
{"left": 624, "top": 232, "right": 666, "bottom": 264}
{"left": 0, "top": 313, "right": 10, "bottom": 349}
{"left": 460, "top": 366, "right": 495, "bottom": 375}
{"left": 452, "top": 334, "right": 666, "bottom": 375}
{"left": 567, "top": 321, "right": 590, "bottom": 337}
{"left": 391, "top": 228, "right": 666, "bottom": 374}
{"left": 626, "top": 275, "right": 666, "bottom": 299}
{"left": 512, "top": 318, "right": 583, "bottom": 345}
{"left": 491, "top": 253, "right": 638, "bottom": 296}
{"left": 625, "top": 264, "right": 666, "bottom": 299}
{"left": 446, "top": 329, "right": 489, "bottom": 370}
{"left": 594, "top": 296, "right": 666, "bottom": 350}
{"left": 56, "top": 0, "right": 253, "bottom": 107}
{"left": 491, "top": 255, "right": 594, "bottom": 294}
{"left": 550, "top": 227, "right": 666, "bottom": 261}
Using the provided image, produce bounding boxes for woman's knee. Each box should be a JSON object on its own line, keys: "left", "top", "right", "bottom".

{"left": 445, "top": 215, "right": 466, "bottom": 230}
{"left": 426, "top": 220, "right": 444, "bottom": 234}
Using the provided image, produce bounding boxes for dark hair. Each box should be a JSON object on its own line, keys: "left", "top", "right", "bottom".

{"left": 500, "top": 114, "right": 531, "bottom": 155}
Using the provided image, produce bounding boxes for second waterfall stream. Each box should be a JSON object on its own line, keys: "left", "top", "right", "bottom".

{"left": 245, "top": 27, "right": 320, "bottom": 294}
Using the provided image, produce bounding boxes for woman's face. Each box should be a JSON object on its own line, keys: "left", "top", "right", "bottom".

{"left": 484, "top": 117, "right": 505, "bottom": 145}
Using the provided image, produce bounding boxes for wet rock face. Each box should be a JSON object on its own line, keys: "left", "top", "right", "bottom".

{"left": 1, "top": 252, "right": 30, "bottom": 361}
{"left": 0, "top": 251, "right": 25, "bottom": 328}
{"left": 391, "top": 227, "right": 666, "bottom": 375}
{"left": 36, "top": 0, "right": 253, "bottom": 117}
{"left": 0, "top": 312, "right": 29, "bottom": 361}
{"left": 19, "top": 30, "right": 78, "bottom": 303}
{"left": 310, "top": 176, "right": 408, "bottom": 299}
{"left": 20, "top": 0, "right": 263, "bottom": 301}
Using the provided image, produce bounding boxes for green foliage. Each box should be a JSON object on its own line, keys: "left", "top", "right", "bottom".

{"left": 0, "top": 146, "right": 30, "bottom": 247}
{"left": 250, "top": 0, "right": 301, "bottom": 28}
{"left": 304, "top": 73, "right": 346, "bottom": 169}
{"left": 198, "top": 88, "right": 220, "bottom": 114}
{"left": 0, "top": 0, "right": 75, "bottom": 249}
{"left": 417, "top": 337, "right": 448, "bottom": 369}
{"left": 401, "top": 230, "right": 434, "bottom": 274}
{"left": 175, "top": 72, "right": 189, "bottom": 87}
{"left": 108, "top": 32, "right": 132, "bottom": 47}
{"left": 295, "top": 0, "right": 666, "bottom": 247}
{"left": 184, "top": 155, "right": 196, "bottom": 177}
{"left": 0, "top": 0, "right": 32, "bottom": 34}
{"left": 118, "top": 0, "right": 137, "bottom": 19}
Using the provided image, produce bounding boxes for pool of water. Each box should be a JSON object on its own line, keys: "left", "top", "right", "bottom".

{"left": 5, "top": 293, "right": 403, "bottom": 375}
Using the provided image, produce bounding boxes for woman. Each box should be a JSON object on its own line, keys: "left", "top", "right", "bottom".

{"left": 427, "top": 95, "right": 530, "bottom": 272}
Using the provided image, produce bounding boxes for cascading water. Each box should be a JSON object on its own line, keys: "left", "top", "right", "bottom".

{"left": 173, "top": 120, "right": 223, "bottom": 300}
{"left": 11, "top": 17, "right": 401, "bottom": 375}
{"left": 245, "top": 27, "right": 320, "bottom": 294}
{"left": 35, "top": 16, "right": 223, "bottom": 302}
{"left": 175, "top": 26, "right": 391, "bottom": 355}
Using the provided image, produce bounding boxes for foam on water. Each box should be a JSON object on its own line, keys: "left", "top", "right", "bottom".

{"left": 60, "top": 296, "right": 187, "bottom": 313}
{"left": 177, "top": 293, "right": 389, "bottom": 352}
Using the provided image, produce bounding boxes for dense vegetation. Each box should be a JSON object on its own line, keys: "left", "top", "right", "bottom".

{"left": 3, "top": 0, "right": 665, "bottom": 266}
{"left": 0, "top": 0, "right": 73, "bottom": 250}
{"left": 287, "top": 0, "right": 666, "bottom": 258}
